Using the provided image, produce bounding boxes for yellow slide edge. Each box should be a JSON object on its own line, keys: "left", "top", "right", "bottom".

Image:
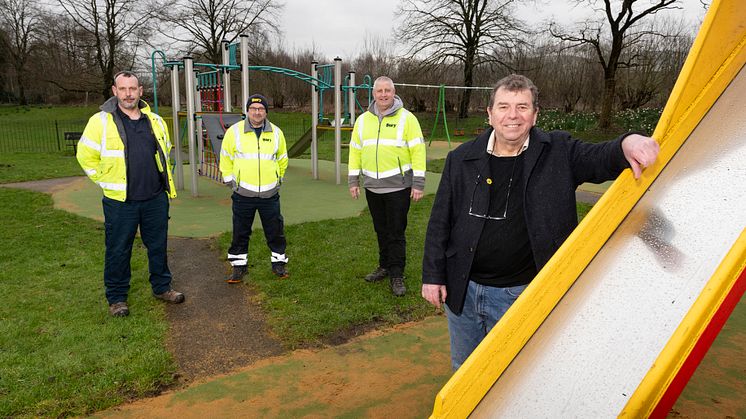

{"left": 430, "top": 0, "right": 745, "bottom": 416}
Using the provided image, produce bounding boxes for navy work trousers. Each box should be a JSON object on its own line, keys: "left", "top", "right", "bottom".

{"left": 228, "top": 193, "right": 287, "bottom": 268}
{"left": 102, "top": 193, "right": 172, "bottom": 304}
{"left": 365, "top": 188, "right": 411, "bottom": 278}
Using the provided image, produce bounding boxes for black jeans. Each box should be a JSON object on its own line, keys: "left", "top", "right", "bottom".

{"left": 228, "top": 193, "right": 287, "bottom": 268}
{"left": 365, "top": 188, "right": 411, "bottom": 278}
{"left": 102, "top": 193, "right": 172, "bottom": 304}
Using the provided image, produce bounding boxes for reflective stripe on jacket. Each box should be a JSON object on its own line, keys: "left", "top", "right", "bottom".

{"left": 219, "top": 120, "right": 288, "bottom": 198}
{"left": 348, "top": 108, "right": 426, "bottom": 190}
{"left": 76, "top": 97, "right": 176, "bottom": 202}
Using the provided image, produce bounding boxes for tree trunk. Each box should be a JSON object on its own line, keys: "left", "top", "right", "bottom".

{"left": 18, "top": 83, "right": 27, "bottom": 105}
{"left": 599, "top": 74, "right": 616, "bottom": 129}
{"left": 102, "top": 68, "right": 115, "bottom": 100}
{"left": 459, "top": 50, "right": 475, "bottom": 118}
{"left": 459, "top": 89, "right": 472, "bottom": 119}
{"left": 101, "top": 82, "right": 110, "bottom": 101}
{"left": 15, "top": 65, "right": 27, "bottom": 105}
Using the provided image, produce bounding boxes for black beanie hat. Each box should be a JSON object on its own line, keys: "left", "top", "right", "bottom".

{"left": 247, "top": 94, "right": 269, "bottom": 112}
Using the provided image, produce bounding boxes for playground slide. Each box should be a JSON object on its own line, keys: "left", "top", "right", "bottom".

{"left": 288, "top": 124, "right": 355, "bottom": 158}
{"left": 201, "top": 113, "right": 244, "bottom": 162}
{"left": 429, "top": 0, "right": 746, "bottom": 417}
{"left": 288, "top": 127, "right": 314, "bottom": 158}
{"left": 203, "top": 115, "right": 320, "bottom": 160}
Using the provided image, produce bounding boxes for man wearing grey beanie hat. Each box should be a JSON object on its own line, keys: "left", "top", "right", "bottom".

{"left": 219, "top": 93, "right": 290, "bottom": 283}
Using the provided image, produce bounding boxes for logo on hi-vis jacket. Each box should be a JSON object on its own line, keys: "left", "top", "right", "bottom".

{"left": 386, "top": 123, "right": 397, "bottom": 128}
{"left": 262, "top": 138, "right": 271, "bottom": 142}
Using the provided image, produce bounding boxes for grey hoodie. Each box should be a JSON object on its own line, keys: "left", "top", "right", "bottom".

{"left": 370, "top": 95, "right": 404, "bottom": 119}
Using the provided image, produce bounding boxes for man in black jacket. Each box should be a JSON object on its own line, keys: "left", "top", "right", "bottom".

{"left": 421, "top": 74, "right": 659, "bottom": 370}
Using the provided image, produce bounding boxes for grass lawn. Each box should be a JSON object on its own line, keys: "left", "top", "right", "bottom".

{"left": 0, "top": 188, "right": 175, "bottom": 418}
{"left": 0, "top": 109, "right": 603, "bottom": 416}
{"left": 216, "top": 196, "right": 438, "bottom": 349}
{"left": 0, "top": 152, "right": 84, "bottom": 184}
{"left": 0, "top": 104, "right": 101, "bottom": 121}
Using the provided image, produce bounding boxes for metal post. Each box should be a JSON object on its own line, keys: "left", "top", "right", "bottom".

{"left": 183, "top": 57, "right": 199, "bottom": 196}
{"left": 348, "top": 71, "right": 356, "bottom": 126}
{"left": 55, "top": 120, "right": 60, "bottom": 151}
{"left": 334, "top": 57, "right": 342, "bottom": 185}
{"left": 311, "top": 61, "right": 319, "bottom": 179}
{"left": 240, "top": 35, "right": 250, "bottom": 119}
{"left": 150, "top": 50, "right": 166, "bottom": 115}
{"left": 171, "top": 64, "right": 184, "bottom": 189}
{"left": 222, "top": 39, "right": 232, "bottom": 112}
{"left": 195, "top": 73, "right": 204, "bottom": 177}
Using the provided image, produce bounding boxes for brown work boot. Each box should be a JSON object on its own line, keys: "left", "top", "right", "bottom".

{"left": 227, "top": 266, "right": 247, "bottom": 284}
{"left": 390, "top": 277, "right": 406, "bottom": 297}
{"left": 153, "top": 289, "right": 185, "bottom": 304}
{"left": 109, "top": 301, "right": 129, "bottom": 317}
{"left": 364, "top": 266, "right": 388, "bottom": 282}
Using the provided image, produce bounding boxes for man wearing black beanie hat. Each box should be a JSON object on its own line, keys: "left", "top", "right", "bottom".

{"left": 219, "top": 93, "right": 290, "bottom": 283}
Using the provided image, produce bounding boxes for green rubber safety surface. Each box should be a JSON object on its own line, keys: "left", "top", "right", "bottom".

{"left": 54, "top": 159, "right": 442, "bottom": 238}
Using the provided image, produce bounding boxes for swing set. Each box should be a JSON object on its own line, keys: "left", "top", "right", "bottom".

{"left": 394, "top": 82, "right": 493, "bottom": 148}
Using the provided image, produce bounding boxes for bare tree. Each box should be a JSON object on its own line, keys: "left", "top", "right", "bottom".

{"left": 154, "top": 0, "right": 282, "bottom": 65}
{"left": 396, "top": 0, "right": 526, "bottom": 118}
{"left": 57, "top": 0, "right": 150, "bottom": 99}
{"left": 353, "top": 35, "right": 398, "bottom": 80}
{"left": 35, "top": 12, "right": 102, "bottom": 102}
{"left": 0, "top": 35, "right": 6, "bottom": 100}
{"left": 0, "top": 0, "right": 42, "bottom": 105}
{"left": 615, "top": 18, "right": 692, "bottom": 110}
{"left": 550, "top": 0, "right": 684, "bottom": 129}
{"left": 528, "top": 38, "right": 600, "bottom": 113}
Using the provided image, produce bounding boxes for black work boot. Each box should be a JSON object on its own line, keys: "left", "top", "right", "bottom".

{"left": 272, "top": 263, "right": 289, "bottom": 278}
{"left": 364, "top": 266, "right": 388, "bottom": 282}
{"left": 227, "top": 266, "right": 247, "bottom": 284}
{"left": 390, "top": 276, "right": 406, "bottom": 297}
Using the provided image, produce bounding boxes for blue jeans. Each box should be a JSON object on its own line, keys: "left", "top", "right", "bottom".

{"left": 445, "top": 280, "right": 528, "bottom": 370}
{"left": 102, "top": 193, "right": 172, "bottom": 304}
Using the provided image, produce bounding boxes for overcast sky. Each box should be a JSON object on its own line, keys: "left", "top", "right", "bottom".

{"left": 279, "top": 0, "right": 709, "bottom": 60}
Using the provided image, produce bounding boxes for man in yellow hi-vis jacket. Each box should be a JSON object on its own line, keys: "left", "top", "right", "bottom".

{"left": 77, "top": 71, "right": 184, "bottom": 317}
{"left": 348, "top": 76, "right": 426, "bottom": 296}
{"left": 220, "top": 94, "right": 289, "bottom": 283}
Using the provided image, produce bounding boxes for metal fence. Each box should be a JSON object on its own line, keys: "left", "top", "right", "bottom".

{"left": 0, "top": 119, "right": 89, "bottom": 153}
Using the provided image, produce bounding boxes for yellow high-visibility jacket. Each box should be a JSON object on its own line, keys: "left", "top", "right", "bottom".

{"left": 219, "top": 119, "right": 288, "bottom": 198}
{"left": 348, "top": 101, "right": 426, "bottom": 191}
{"left": 77, "top": 97, "right": 176, "bottom": 202}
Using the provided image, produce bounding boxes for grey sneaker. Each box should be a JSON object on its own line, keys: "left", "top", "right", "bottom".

{"left": 109, "top": 301, "right": 129, "bottom": 317}
{"left": 364, "top": 266, "right": 388, "bottom": 282}
{"left": 227, "top": 266, "right": 247, "bottom": 284}
{"left": 390, "top": 277, "right": 406, "bottom": 297}
{"left": 153, "top": 289, "right": 185, "bottom": 304}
